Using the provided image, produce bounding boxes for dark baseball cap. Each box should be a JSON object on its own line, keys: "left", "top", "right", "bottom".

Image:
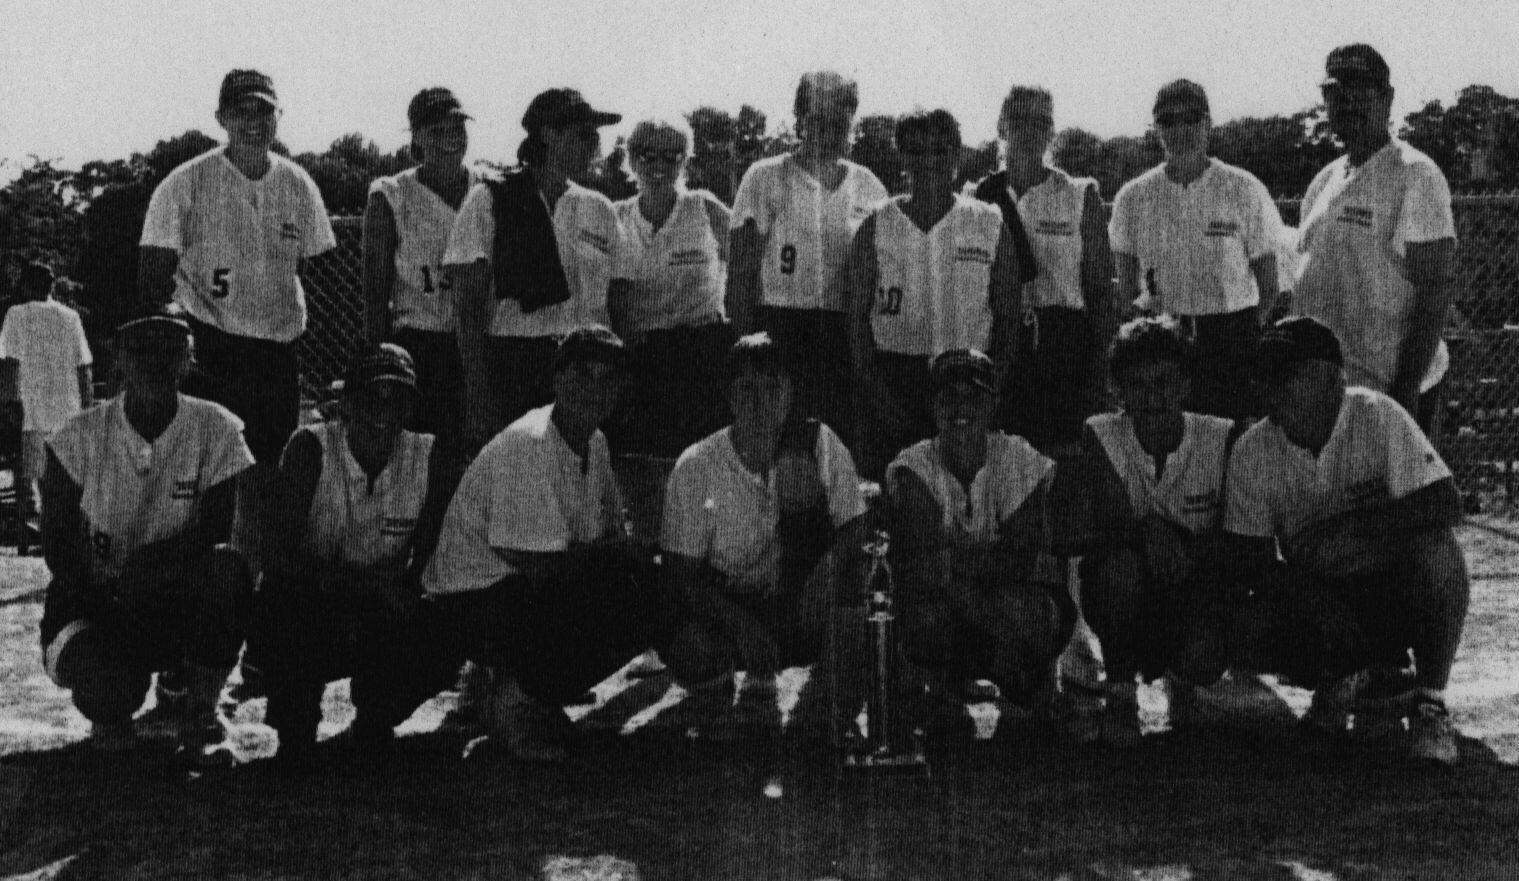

{"left": 522, "top": 88, "right": 621, "bottom": 132}
{"left": 553, "top": 325, "right": 626, "bottom": 373}
{"left": 17, "top": 260, "right": 55, "bottom": 293}
{"left": 930, "top": 349, "right": 999, "bottom": 395}
{"left": 1324, "top": 44, "right": 1391, "bottom": 90}
{"left": 219, "top": 69, "right": 279, "bottom": 110}
{"left": 1153, "top": 79, "right": 1210, "bottom": 115}
{"left": 344, "top": 343, "right": 418, "bottom": 394}
{"left": 408, "top": 87, "right": 472, "bottom": 130}
{"left": 115, "top": 304, "right": 193, "bottom": 350}
{"left": 1257, "top": 316, "right": 1343, "bottom": 383}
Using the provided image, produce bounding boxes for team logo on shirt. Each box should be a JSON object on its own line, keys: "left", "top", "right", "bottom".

{"left": 1035, "top": 220, "right": 1075, "bottom": 237}
{"left": 171, "top": 478, "right": 199, "bottom": 501}
{"left": 955, "top": 246, "right": 993, "bottom": 264}
{"left": 1204, "top": 220, "right": 1240, "bottom": 238}
{"left": 1182, "top": 489, "right": 1220, "bottom": 514}
{"left": 578, "top": 229, "right": 611, "bottom": 253}
{"left": 382, "top": 516, "right": 417, "bottom": 537}
{"left": 279, "top": 221, "right": 301, "bottom": 240}
{"left": 1336, "top": 206, "right": 1375, "bottom": 229}
{"left": 669, "top": 249, "right": 710, "bottom": 267}
{"left": 1346, "top": 477, "right": 1388, "bottom": 508}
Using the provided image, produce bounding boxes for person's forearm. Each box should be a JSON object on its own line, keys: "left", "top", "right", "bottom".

{"left": 1348, "top": 479, "right": 1463, "bottom": 536}
{"left": 1250, "top": 254, "right": 1279, "bottom": 326}
{"left": 1394, "top": 240, "right": 1455, "bottom": 402}
{"left": 361, "top": 195, "right": 398, "bottom": 344}
{"left": 726, "top": 225, "right": 762, "bottom": 335}
{"left": 76, "top": 366, "right": 92, "bottom": 409}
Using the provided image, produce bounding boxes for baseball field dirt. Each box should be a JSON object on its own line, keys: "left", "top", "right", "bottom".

{"left": 1, "top": 522, "right": 1517, "bottom": 880}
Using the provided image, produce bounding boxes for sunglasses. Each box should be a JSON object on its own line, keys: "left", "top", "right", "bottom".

{"left": 633, "top": 148, "right": 685, "bottom": 164}
{"left": 1155, "top": 109, "right": 1206, "bottom": 128}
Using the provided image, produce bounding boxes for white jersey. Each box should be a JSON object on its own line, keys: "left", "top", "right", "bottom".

{"left": 371, "top": 167, "right": 479, "bottom": 333}
{"left": 1087, "top": 411, "right": 1232, "bottom": 535}
{"left": 1017, "top": 168, "right": 1096, "bottom": 310}
{"left": 443, "top": 180, "right": 627, "bottom": 338}
{"left": 423, "top": 405, "right": 622, "bottom": 596}
{"left": 730, "top": 153, "right": 887, "bottom": 312}
{"left": 1293, "top": 139, "right": 1456, "bottom": 393}
{"left": 869, "top": 195, "right": 1003, "bottom": 357}
{"left": 298, "top": 421, "right": 434, "bottom": 570}
{"left": 661, "top": 425, "right": 864, "bottom": 594}
{"left": 1108, "top": 159, "right": 1280, "bottom": 316}
{"left": 887, "top": 433, "right": 1054, "bottom": 543}
{"left": 614, "top": 189, "right": 727, "bottom": 333}
{"left": 46, "top": 394, "right": 254, "bottom": 581}
{"left": 0, "top": 299, "right": 92, "bottom": 432}
{"left": 140, "top": 148, "right": 336, "bottom": 343}
{"left": 1223, "top": 386, "right": 1451, "bottom": 544}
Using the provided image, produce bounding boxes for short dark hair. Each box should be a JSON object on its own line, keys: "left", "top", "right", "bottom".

{"left": 1108, "top": 316, "right": 1195, "bottom": 382}
{"left": 727, "top": 332, "right": 788, "bottom": 382}
{"left": 553, "top": 325, "right": 626, "bottom": 373}
{"left": 794, "top": 71, "right": 859, "bottom": 119}
{"left": 17, "top": 260, "right": 55, "bottom": 295}
{"left": 894, "top": 108, "right": 962, "bottom": 152}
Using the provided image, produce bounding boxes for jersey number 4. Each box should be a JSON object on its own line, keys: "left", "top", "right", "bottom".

{"left": 876, "top": 286, "right": 903, "bottom": 316}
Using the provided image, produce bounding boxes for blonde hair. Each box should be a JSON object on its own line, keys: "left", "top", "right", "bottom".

{"left": 626, "top": 117, "right": 693, "bottom": 188}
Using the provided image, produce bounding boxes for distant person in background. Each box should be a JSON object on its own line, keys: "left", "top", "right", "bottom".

{"left": 0, "top": 260, "right": 93, "bottom": 527}
{"left": 848, "top": 109, "right": 1020, "bottom": 476}
{"left": 138, "top": 68, "right": 336, "bottom": 572}
{"left": 1293, "top": 44, "right": 1455, "bottom": 433}
{"left": 727, "top": 70, "right": 888, "bottom": 447}
{"left": 447, "top": 88, "right": 630, "bottom": 446}
{"left": 1109, "top": 79, "right": 1281, "bottom": 423}
{"left": 608, "top": 117, "right": 734, "bottom": 457}
{"left": 973, "top": 85, "right": 1113, "bottom": 453}
{"left": 363, "top": 87, "right": 478, "bottom": 462}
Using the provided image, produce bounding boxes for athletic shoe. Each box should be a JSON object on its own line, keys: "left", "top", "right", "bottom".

{"left": 1100, "top": 683, "right": 1143, "bottom": 749}
{"left": 178, "top": 712, "right": 238, "bottom": 770}
{"left": 1408, "top": 701, "right": 1459, "bottom": 766}
{"left": 1350, "top": 705, "right": 1405, "bottom": 747}
{"left": 482, "top": 675, "right": 571, "bottom": 764}
{"left": 88, "top": 721, "right": 139, "bottom": 752}
{"left": 1301, "top": 669, "right": 1368, "bottom": 736}
{"left": 1164, "top": 678, "right": 1199, "bottom": 731}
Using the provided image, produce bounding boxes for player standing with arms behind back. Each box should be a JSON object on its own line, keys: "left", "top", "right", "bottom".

{"left": 138, "top": 69, "right": 336, "bottom": 572}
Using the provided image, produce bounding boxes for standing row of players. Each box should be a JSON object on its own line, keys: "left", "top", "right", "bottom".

{"left": 30, "top": 42, "right": 1466, "bottom": 767}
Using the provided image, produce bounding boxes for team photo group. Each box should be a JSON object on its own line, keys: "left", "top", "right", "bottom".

{"left": 9, "top": 39, "right": 1472, "bottom": 778}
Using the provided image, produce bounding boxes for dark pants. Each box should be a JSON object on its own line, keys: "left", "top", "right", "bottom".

{"left": 608, "top": 322, "right": 735, "bottom": 457}
{"left": 757, "top": 306, "right": 855, "bottom": 446}
{"left": 1177, "top": 309, "right": 1261, "bottom": 424}
{"left": 182, "top": 318, "right": 300, "bottom": 465}
{"left": 859, "top": 352, "right": 935, "bottom": 479}
{"left": 483, "top": 336, "right": 560, "bottom": 436}
{"left": 1000, "top": 306, "right": 1098, "bottom": 450}
{"left": 391, "top": 327, "right": 465, "bottom": 451}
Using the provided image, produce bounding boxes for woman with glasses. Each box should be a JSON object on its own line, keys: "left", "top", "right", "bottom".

{"left": 973, "top": 86, "right": 1114, "bottom": 455}
{"left": 607, "top": 118, "right": 734, "bottom": 456}
{"left": 847, "top": 109, "right": 1019, "bottom": 475}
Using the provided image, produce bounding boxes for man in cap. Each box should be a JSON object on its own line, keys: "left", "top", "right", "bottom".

{"left": 1221, "top": 316, "right": 1469, "bottom": 764}
{"left": 1109, "top": 79, "right": 1283, "bottom": 423}
{"left": 39, "top": 307, "right": 255, "bottom": 767}
{"left": 446, "top": 88, "right": 631, "bottom": 443}
{"left": 1293, "top": 44, "right": 1455, "bottom": 431}
{"left": 727, "top": 71, "right": 889, "bottom": 446}
{"left": 138, "top": 69, "right": 336, "bottom": 572}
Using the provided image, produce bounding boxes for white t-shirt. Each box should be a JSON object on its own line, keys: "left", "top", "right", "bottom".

{"left": 1293, "top": 139, "right": 1457, "bottom": 393}
{"left": 1017, "top": 168, "right": 1097, "bottom": 311}
{"left": 1087, "top": 411, "right": 1233, "bottom": 535}
{"left": 887, "top": 433, "right": 1053, "bottom": 543}
{"left": 423, "top": 404, "right": 622, "bottom": 596}
{"left": 370, "top": 167, "right": 480, "bottom": 333}
{"left": 47, "top": 394, "right": 254, "bottom": 581}
{"left": 140, "top": 148, "right": 336, "bottom": 342}
{"left": 1109, "top": 159, "right": 1280, "bottom": 316}
{"left": 869, "top": 194, "right": 1005, "bottom": 357}
{"left": 442, "top": 180, "right": 628, "bottom": 338}
{"left": 298, "top": 421, "right": 434, "bottom": 570}
{"left": 661, "top": 425, "right": 864, "bottom": 594}
{"left": 0, "top": 300, "right": 92, "bottom": 432}
{"left": 614, "top": 189, "right": 728, "bottom": 333}
{"left": 1223, "top": 386, "right": 1451, "bottom": 544}
{"left": 730, "top": 153, "right": 888, "bottom": 312}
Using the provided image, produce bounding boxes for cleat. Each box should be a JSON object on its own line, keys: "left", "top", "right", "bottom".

{"left": 1301, "top": 669, "right": 1368, "bottom": 736}
{"left": 1099, "top": 683, "right": 1143, "bottom": 749}
{"left": 1407, "top": 701, "right": 1459, "bottom": 766}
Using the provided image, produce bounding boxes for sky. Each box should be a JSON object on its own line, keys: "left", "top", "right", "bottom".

{"left": 3, "top": 0, "right": 1519, "bottom": 174}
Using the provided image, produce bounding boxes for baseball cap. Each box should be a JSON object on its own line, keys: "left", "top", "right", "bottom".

{"left": 17, "top": 260, "right": 55, "bottom": 293}
{"left": 521, "top": 88, "right": 621, "bottom": 132}
{"left": 1153, "top": 79, "right": 1210, "bottom": 116}
{"left": 408, "top": 87, "right": 472, "bottom": 130}
{"left": 553, "top": 325, "right": 626, "bottom": 373}
{"left": 115, "top": 304, "right": 193, "bottom": 350}
{"left": 343, "top": 343, "right": 418, "bottom": 394}
{"left": 219, "top": 69, "right": 279, "bottom": 111}
{"left": 930, "top": 349, "right": 998, "bottom": 395}
{"left": 1256, "top": 316, "right": 1344, "bottom": 384}
{"left": 1324, "top": 43, "right": 1392, "bottom": 89}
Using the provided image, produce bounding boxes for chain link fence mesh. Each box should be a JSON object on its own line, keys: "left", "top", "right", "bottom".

{"left": 281, "top": 196, "right": 1519, "bottom": 513}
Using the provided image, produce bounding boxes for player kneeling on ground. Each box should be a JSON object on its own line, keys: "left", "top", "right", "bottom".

{"left": 659, "top": 333, "right": 872, "bottom": 739}
{"left": 416, "top": 326, "right": 678, "bottom": 762}
{"left": 255, "top": 344, "right": 451, "bottom": 765}
{"left": 1222, "top": 316, "right": 1469, "bottom": 765}
{"left": 39, "top": 307, "right": 254, "bottom": 767}
{"left": 1076, "top": 317, "right": 1235, "bottom": 746}
{"left": 884, "top": 349, "right": 1071, "bottom": 738}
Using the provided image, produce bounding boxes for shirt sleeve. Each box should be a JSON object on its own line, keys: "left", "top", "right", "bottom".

{"left": 1107, "top": 183, "right": 1136, "bottom": 256}
{"left": 1381, "top": 396, "right": 1453, "bottom": 498}
{"left": 300, "top": 170, "right": 337, "bottom": 258}
{"left": 1242, "top": 175, "right": 1281, "bottom": 261}
{"left": 1394, "top": 161, "right": 1456, "bottom": 251}
{"left": 816, "top": 425, "right": 866, "bottom": 527}
{"left": 1222, "top": 435, "right": 1277, "bottom": 538}
{"left": 0, "top": 313, "right": 15, "bottom": 359}
{"left": 140, "top": 172, "right": 190, "bottom": 250}
{"left": 730, "top": 163, "right": 772, "bottom": 235}
{"left": 44, "top": 419, "right": 85, "bottom": 485}
{"left": 444, "top": 184, "right": 495, "bottom": 266}
{"left": 202, "top": 408, "right": 255, "bottom": 488}
{"left": 660, "top": 454, "right": 712, "bottom": 560}
{"left": 484, "top": 433, "right": 569, "bottom": 553}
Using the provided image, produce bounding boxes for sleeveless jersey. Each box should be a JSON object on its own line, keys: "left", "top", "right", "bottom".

{"left": 370, "top": 167, "right": 478, "bottom": 333}
{"left": 887, "top": 432, "right": 1053, "bottom": 543}
{"left": 614, "top": 189, "right": 726, "bottom": 332}
{"left": 301, "top": 421, "right": 434, "bottom": 570}
{"left": 1017, "top": 168, "right": 1095, "bottom": 310}
{"left": 1087, "top": 411, "right": 1232, "bottom": 534}
{"left": 870, "top": 194, "right": 1003, "bottom": 356}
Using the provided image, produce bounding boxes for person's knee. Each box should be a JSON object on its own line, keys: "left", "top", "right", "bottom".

{"left": 900, "top": 601, "right": 957, "bottom": 670}
{"left": 662, "top": 623, "right": 733, "bottom": 686}
{"left": 1405, "top": 529, "right": 1470, "bottom": 607}
{"left": 200, "top": 545, "right": 253, "bottom": 615}
{"left": 49, "top": 622, "right": 150, "bottom": 723}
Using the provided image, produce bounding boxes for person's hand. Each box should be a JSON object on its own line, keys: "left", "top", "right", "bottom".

{"left": 1141, "top": 515, "right": 1192, "bottom": 587}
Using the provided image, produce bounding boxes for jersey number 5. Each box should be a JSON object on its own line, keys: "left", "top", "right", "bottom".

{"left": 779, "top": 244, "right": 797, "bottom": 275}
{"left": 877, "top": 286, "right": 903, "bottom": 316}
{"left": 211, "top": 268, "right": 231, "bottom": 299}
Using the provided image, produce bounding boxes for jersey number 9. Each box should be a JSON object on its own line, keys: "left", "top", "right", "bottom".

{"left": 779, "top": 244, "right": 797, "bottom": 275}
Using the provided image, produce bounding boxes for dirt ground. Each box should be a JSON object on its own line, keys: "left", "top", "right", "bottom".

{"left": 2, "top": 524, "right": 1518, "bottom": 881}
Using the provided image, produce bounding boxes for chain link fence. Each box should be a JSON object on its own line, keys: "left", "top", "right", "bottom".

{"left": 297, "top": 196, "right": 1519, "bottom": 509}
